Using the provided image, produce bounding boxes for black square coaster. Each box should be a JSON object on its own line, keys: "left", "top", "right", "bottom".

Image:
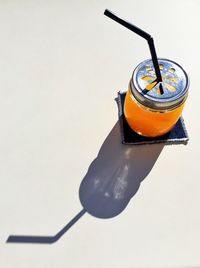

{"left": 117, "top": 92, "right": 189, "bottom": 145}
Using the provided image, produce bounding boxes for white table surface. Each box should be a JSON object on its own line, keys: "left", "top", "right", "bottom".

{"left": 0, "top": 0, "right": 200, "bottom": 267}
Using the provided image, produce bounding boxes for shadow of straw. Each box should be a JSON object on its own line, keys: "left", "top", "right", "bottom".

{"left": 7, "top": 209, "right": 86, "bottom": 244}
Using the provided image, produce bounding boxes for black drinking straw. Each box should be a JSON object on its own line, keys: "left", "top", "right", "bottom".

{"left": 104, "top": 9, "right": 164, "bottom": 94}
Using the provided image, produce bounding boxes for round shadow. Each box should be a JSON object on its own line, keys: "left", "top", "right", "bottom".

{"left": 79, "top": 121, "right": 164, "bottom": 219}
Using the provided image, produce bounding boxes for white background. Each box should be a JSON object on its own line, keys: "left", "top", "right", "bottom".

{"left": 0, "top": 0, "right": 199, "bottom": 267}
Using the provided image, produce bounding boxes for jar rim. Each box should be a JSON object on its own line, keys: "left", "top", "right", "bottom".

{"left": 131, "top": 58, "right": 189, "bottom": 110}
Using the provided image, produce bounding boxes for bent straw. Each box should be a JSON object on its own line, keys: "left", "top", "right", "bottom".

{"left": 104, "top": 9, "right": 164, "bottom": 94}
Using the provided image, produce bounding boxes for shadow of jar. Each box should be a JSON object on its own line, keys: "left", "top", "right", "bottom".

{"left": 79, "top": 121, "right": 164, "bottom": 218}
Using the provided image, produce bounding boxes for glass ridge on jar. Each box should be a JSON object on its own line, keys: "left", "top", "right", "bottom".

{"left": 124, "top": 58, "right": 189, "bottom": 137}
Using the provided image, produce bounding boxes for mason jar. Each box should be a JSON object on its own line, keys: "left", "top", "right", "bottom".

{"left": 124, "top": 58, "right": 189, "bottom": 137}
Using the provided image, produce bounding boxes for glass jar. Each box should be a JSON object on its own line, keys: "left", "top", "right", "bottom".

{"left": 124, "top": 58, "right": 189, "bottom": 137}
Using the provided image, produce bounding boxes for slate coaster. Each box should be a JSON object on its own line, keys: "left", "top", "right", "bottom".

{"left": 116, "top": 92, "right": 189, "bottom": 145}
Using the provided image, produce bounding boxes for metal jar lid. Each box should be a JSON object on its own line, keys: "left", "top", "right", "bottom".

{"left": 130, "top": 58, "right": 189, "bottom": 110}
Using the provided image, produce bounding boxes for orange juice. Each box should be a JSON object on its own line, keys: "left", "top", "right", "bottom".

{"left": 124, "top": 59, "right": 189, "bottom": 137}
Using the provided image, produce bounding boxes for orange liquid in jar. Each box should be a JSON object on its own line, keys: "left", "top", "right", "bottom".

{"left": 124, "top": 86, "right": 186, "bottom": 137}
